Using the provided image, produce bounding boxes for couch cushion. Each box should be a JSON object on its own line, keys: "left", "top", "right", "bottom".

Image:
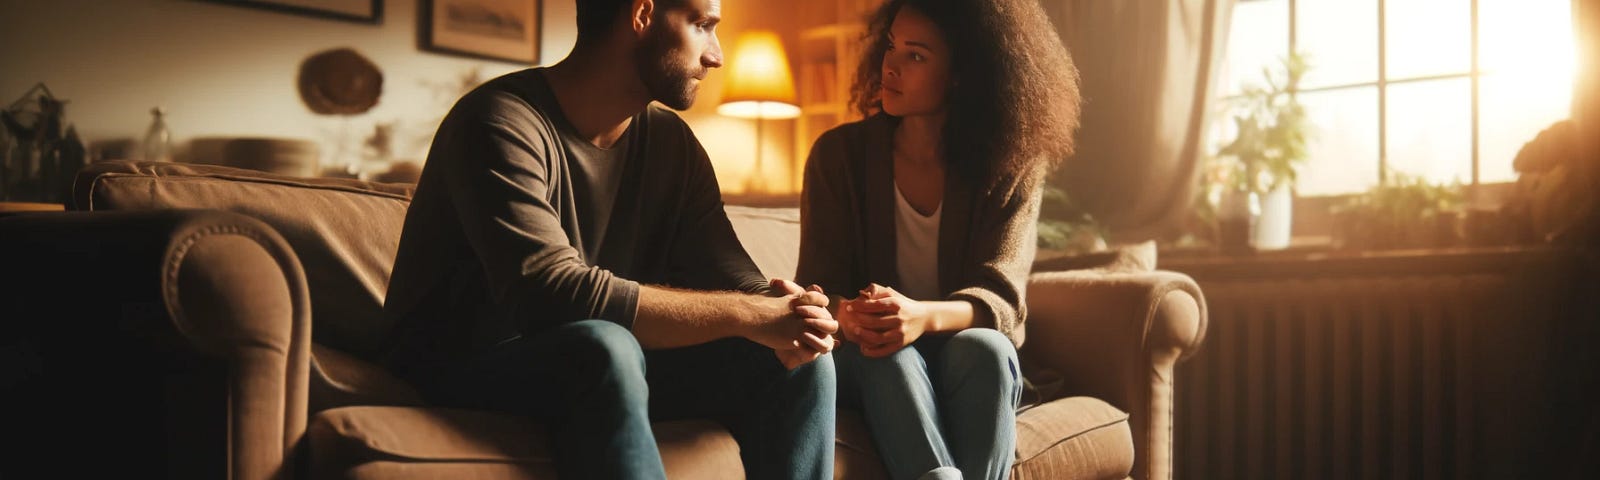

{"left": 309, "top": 406, "right": 744, "bottom": 479}
{"left": 73, "top": 161, "right": 414, "bottom": 359}
{"left": 725, "top": 205, "right": 801, "bottom": 280}
{"left": 1013, "top": 396, "right": 1134, "bottom": 480}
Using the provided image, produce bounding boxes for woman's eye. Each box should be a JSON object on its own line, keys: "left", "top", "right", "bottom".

{"left": 910, "top": 52, "right": 925, "bottom": 62}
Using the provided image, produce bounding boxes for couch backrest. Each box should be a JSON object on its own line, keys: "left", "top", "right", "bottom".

{"left": 724, "top": 205, "right": 801, "bottom": 281}
{"left": 74, "top": 161, "right": 414, "bottom": 359}
{"left": 73, "top": 161, "right": 807, "bottom": 359}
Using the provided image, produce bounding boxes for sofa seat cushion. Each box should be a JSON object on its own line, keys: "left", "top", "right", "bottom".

{"left": 309, "top": 406, "right": 743, "bottom": 480}
{"left": 1013, "top": 396, "right": 1134, "bottom": 480}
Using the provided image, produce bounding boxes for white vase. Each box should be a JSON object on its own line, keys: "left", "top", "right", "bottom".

{"left": 1253, "top": 184, "right": 1294, "bottom": 250}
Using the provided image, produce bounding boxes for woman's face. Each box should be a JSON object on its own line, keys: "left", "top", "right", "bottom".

{"left": 880, "top": 6, "right": 952, "bottom": 118}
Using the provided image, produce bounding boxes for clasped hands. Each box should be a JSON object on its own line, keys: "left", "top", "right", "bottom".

{"left": 761, "top": 280, "right": 928, "bottom": 369}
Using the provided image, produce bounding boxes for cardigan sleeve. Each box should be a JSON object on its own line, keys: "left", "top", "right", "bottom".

{"left": 946, "top": 175, "right": 1043, "bottom": 347}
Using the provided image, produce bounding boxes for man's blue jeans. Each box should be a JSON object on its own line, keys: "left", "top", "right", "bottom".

{"left": 407, "top": 320, "right": 836, "bottom": 480}
{"left": 835, "top": 328, "right": 1021, "bottom": 480}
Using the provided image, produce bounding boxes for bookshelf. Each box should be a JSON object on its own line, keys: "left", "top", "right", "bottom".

{"left": 791, "top": 0, "right": 877, "bottom": 192}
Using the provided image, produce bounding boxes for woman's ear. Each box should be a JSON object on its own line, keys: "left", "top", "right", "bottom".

{"left": 631, "top": 0, "right": 656, "bottom": 37}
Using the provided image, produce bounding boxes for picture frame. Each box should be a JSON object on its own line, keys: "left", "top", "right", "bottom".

{"left": 204, "top": 0, "right": 383, "bottom": 24}
{"left": 422, "top": 0, "right": 541, "bottom": 64}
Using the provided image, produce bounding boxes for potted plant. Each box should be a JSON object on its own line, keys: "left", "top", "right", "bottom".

{"left": 1330, "top": 169, "right": 1464, "bottom": 250}
{"left": 1212, "top": 52, "right": 1311, "bottom": 251}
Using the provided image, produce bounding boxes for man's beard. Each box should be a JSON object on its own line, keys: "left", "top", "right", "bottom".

{"left": 634, "top": 27, "right": 701, "bottom": 110}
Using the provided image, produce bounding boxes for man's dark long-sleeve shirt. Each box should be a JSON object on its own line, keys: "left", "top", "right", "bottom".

{"left": 382, "top": 69, "right": 767, "bottom": 371}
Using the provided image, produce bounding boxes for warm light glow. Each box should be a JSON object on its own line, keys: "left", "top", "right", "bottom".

{"left": 717, "top": 100, "right": 801, "bottom": 119}
{"left": 718, "top": 30, "right": 799, "bottom": 119}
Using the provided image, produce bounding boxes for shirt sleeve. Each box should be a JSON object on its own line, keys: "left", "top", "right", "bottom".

{"left": 947, "top": 174, "right": 1043, "bottom": 347}
{"left": 667, "top": 122, "right": 771, "bottom": 295}
{"left": 794, "top": 129, "right": 859, "bottom": 300}
{"left": 439, "top": 90, "right": 641, "bottom": 331}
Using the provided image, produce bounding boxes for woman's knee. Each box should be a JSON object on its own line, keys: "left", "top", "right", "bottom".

{"left": 941, "top": 329, "right": 1019, "bottom": 389}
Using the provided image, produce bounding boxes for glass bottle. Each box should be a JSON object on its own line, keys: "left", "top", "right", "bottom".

{"left": 143, "top": 107, "right": 172, "bottom": 162}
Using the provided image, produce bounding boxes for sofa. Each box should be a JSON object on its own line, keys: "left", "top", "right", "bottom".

{"left": 0, "top": 161, "right": 1207, "bottom": 480}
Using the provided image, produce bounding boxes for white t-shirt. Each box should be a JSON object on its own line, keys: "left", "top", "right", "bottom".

{"left": 894, "top": 182, "right": 942, "bottom": 301}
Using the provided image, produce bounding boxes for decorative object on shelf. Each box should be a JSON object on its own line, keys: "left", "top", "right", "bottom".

{"left": 298, "top": 48, "right": 383, "bottom": 115}
{"left": 1210, "top": 51, "right": 1311, "bottom": 251}
{"left": 297, "top": 47, "right": 383, "bottom": 177}
{"left": 220, "top": 137, "right": 322, "bottom": 177}
{"left": 142, "top": 107, "right": 173, "bottom": 162}
{"left": 203, "top": 0, "right": 381, "bottom": 24}
{"left": 423, "top": 0, "right": 541, "bottom": 63}
{"left": 717, "top": 30, "right": 800, "bottom": 195}
{"left": 1330, "top": 169, "right": 1464, "bottom": 251}
{"left": 1, "top": 83, "right": 85, "bottom": 203}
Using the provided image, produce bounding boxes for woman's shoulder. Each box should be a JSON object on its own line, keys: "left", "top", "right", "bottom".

{"left": 810, "top": 113, "right": 895, "bottom": 163}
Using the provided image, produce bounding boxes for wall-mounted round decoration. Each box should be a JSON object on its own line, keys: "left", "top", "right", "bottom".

{"left": 297, "top": 48, "right": 383, "bottom": 115}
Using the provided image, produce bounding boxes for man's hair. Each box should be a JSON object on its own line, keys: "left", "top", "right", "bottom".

{"left": 850, "top": 0, "right": 1081, "bottom": 188}
{"left": 576, "top": 0, "right": 688, "bottom": 44}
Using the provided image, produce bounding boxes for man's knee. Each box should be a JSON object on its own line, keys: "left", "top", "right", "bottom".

{"left": 556, "top": 319, "right": 647, "bottom": 384}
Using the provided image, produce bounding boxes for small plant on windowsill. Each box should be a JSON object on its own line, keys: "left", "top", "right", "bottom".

{"left": 1209, "top": 52, "right": 1312, "bottom": 251}
{"left": 1330, "top": 169, "right": 1465, "bottom": 251}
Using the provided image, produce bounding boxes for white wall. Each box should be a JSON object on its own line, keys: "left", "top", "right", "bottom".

{"left": 0, "top": 0, "right": 798, "bottom": 191}
{"left": 0, "top": 0, "right": 574, "bottom": 168}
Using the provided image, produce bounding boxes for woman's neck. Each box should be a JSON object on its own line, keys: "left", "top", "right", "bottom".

{"left": 893, "top": 112, "right": 946, "bottom": 166}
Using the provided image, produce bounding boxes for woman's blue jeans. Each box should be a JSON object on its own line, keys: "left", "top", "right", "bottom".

{"left": 835, "top": 328, "right": 1022, "bottom": 480}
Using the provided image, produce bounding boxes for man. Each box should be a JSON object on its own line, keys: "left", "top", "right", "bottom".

{"left": 381, "top": 0, "right": 838, "bottom": 478}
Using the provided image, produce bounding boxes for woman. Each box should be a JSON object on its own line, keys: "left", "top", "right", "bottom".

{"left": 795, "top": 0, "right": 1080, "bottom": 478}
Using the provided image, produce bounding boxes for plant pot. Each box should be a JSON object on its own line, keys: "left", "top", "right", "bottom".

{"left": 1216, "top": 188, "right": 1259, "bottom": 255}
{"left": 1252, "top": 184, "right": 1293, "bottom": 250}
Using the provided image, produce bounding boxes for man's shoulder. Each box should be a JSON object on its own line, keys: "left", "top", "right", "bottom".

{"left": 449, "top": 69, "right": 555, "bottom": 127}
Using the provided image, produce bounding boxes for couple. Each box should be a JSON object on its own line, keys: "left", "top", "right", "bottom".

{"left": 381, "top": 0, "right": 1079, "bottom": 479}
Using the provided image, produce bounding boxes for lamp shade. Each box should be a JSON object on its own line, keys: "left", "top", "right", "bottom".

{"left": 718, "top": 30, "right": 801, "bottom": 119}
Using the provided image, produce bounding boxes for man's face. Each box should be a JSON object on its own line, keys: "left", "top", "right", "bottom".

{"left": 634, "top": 0, "right": 724, "bottom": 110}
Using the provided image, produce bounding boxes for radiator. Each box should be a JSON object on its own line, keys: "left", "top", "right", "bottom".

{"left": 1168, "top": 249, "right": 1599, "bottom": 480}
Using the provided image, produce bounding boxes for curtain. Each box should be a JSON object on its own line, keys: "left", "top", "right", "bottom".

{"left": 1041, "top": 0, "right": 1234, "bottom": 243}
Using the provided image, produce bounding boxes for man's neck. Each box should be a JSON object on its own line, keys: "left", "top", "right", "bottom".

{"left": 544, "top": 45, "right": 653, "bottom": 149}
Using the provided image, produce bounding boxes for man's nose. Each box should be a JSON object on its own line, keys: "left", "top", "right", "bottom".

{"left": 704, "top": 36, "right": 724, "bottom": 68}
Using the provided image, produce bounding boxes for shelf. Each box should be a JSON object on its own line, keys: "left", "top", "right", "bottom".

{"left": 801, "top": 22, "right": 865, "bottom": 41}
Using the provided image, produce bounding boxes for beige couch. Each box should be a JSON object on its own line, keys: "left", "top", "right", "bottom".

{"left": 0, "top": 161, "right": 1207, "bottom": 480}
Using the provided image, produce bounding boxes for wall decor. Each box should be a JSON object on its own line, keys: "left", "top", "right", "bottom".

{"left": 205, "top": 0, "right": 382, "bottom": 24}
{"left": 423, "top": 0, "right": 540, "bottom": 63}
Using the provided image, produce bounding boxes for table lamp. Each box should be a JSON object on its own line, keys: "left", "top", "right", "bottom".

{"left": 717, "top": 30, "right": 800, "bottom": 194}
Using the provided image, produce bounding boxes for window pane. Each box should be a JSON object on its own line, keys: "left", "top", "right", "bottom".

{"left": 1480, "top": 73, "right": 1573, "bottom": 184}
{"left": 1222, "top": 0, "right": 1288, "bottom": 96}
{"left": 1386, "top": 0, "right": 1471, "bottom": 80}
{"left": 1297, "top": 0, "right": 1378, "bottom": 89}
{"left": 1386, "top": 78, "right": 1472, "bottom": 185}
{"left": 1299, "top": 88, "right": 1380, "bottom": 195}
{"left": 1480, "top": 0, "right": 1577, "bottom": 76}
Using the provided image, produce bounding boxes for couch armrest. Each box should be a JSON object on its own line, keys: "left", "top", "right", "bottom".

{"left": 0, "top": 210, "right": 311, "bottom": 480}
{"left": 1021, "top": 269, "right": 1207, "bottom": 480}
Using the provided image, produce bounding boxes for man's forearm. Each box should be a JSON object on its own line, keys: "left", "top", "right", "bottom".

{"left": 632, "top": 285, "right": 761, "bottom": 349}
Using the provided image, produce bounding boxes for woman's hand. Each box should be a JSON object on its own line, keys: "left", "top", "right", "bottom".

{"left": 842, "top": 284, "right": 930, "bottom": 358}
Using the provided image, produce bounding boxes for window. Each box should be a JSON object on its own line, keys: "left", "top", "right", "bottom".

{"left": 1217, "top": 0, "right": 1577, "bottom": 196}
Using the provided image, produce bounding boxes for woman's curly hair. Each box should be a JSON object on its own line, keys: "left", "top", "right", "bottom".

{"left": 850, "top": 0, "right": 1081, "bottom": 188}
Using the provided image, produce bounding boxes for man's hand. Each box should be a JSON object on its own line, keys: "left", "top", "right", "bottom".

{"left": 765, "top": 279, "right": 839, "bottom": 370}
{"left": 840, "top": 283, "right": 930, "bottom": 358}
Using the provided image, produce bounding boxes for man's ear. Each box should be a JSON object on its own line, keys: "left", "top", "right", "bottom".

{"left": 631, "top": 0, "right": 655, "bottom": 37}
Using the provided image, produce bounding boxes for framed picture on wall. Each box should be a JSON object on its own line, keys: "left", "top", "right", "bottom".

{"left": 423, "top": 0, "right": 541, "bottom": 64}
{"left": 204, "top": 0, "right": 383, "bottom": 24}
